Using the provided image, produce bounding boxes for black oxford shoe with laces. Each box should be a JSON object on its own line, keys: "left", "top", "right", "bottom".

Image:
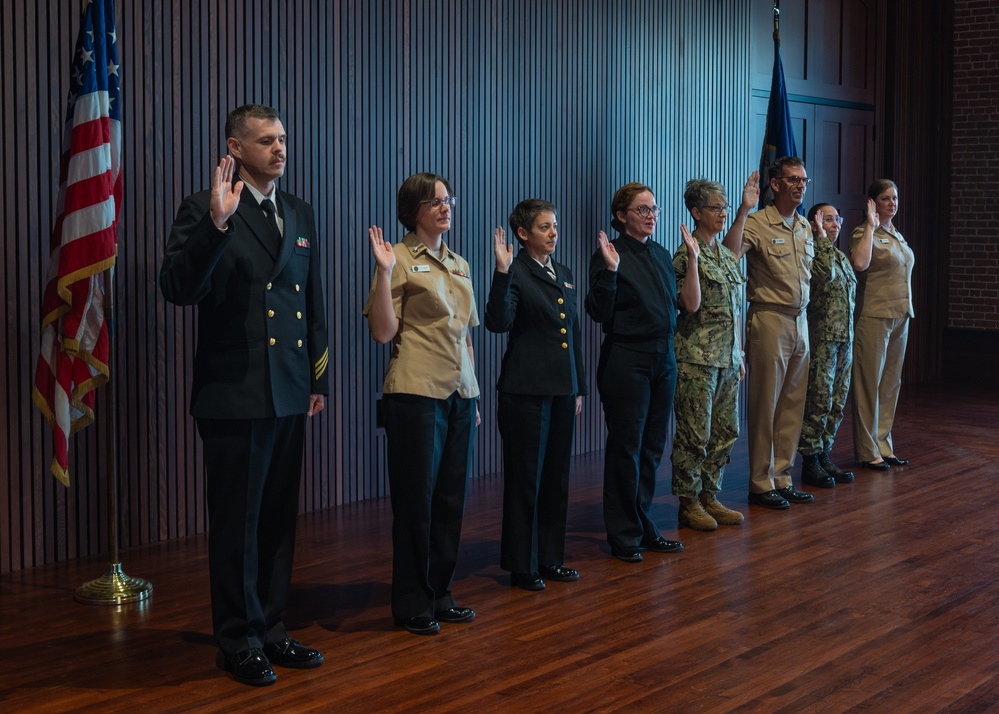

{"left": 217, "top": 648, "right": 276, "bottom": 686}
{"left": 263, "top": 637, "right": 324, "bottom": 669}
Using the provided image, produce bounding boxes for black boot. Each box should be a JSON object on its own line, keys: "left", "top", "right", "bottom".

{"left": 800, "top": 453, "right": 835, "bottom": 488}
{"left": 819, "top": 452, "right": 855, "bottom": 483}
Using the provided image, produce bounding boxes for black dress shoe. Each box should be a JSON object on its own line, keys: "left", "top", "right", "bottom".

{"left": 217, "top": 648, "right": 276, "bottom": 686}
{"left": 882, "top": 455, "right": 909, "bottom": 466}
{"left": 511, "top": 572, "right": 546, "bottom": 590}
{"left": 539, "top": 564, "right": 579, "bottom": 582}
{"left": 833, "top": 470, "right": 855, "bottom": 483}
{"left": 263, "top": 637, "right": 324, "bottom": 669}
{"left": 435, "top": 606, "right": 476, "bottom": 623}
{"left": 862, "top": 460, "right": 891, "bottom": 471}
{"left": 611, "top": 548, "right": 643, "bottom": 563}
{"left": 394, "top": 616, "right": 440, "bottom": 635}
{"left": 641, "top": 536, "right": 684, "bottom": 553}
{"left": 748, "top": 490, "right": 789, "bottom": 510}
{"left": 776, "top": 485, "right": 815, "bottom": 503}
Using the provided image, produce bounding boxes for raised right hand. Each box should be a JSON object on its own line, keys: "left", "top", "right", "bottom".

{"left": 812, "top": 208, "right": 828, "bottom": 239}
{"left": 865, "top": 198, "right": 878, "bottom": 227}
{"left": 368, "top": 225, "right": 397, "bottom": 271}
{"left": 493, "top": 227, "right": 514, "bottom": 273}
{"left": 597, "top": 230, "right": 620, "bottom": 271}
{"left": 741, "top": 171, "right": 760, "bottom": 211}
{"left": 210, "top": 155, "right": 243, "bottom": 229}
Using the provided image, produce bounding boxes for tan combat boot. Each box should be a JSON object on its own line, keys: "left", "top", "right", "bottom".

{"left": 700, "top": 492, "right": 744, "bottom": 525}
{"left": 678, "top": 496, "right": 718, "bottom": 531}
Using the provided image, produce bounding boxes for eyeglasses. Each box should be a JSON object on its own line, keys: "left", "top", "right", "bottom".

{"left": 702, "top": 204, "right": 730, "bottom": 214}
{"left": 776, "top": 176, "right": 811, "bottom": 187}
{"left": 822, "top": 216, "right": 844, "bottom": 224}
{"left": 421, "top": 196, "right": 457, "bottom": 209}
{"left": 630, "top": 205, "right": 661, "bottom": 218}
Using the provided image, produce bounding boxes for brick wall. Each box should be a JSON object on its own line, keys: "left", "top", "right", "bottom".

{"left": 950, "top": 1, "right": 999, "bottom": 330}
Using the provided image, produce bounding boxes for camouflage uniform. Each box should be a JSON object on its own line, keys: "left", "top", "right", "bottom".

{"left": 798, "top": 235, "right": 856, "bottom": 455}
{"left": 671, "top": 237, "right": 745, "bottom": 498}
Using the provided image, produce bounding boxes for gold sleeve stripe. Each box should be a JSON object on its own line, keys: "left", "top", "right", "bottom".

{"left": 314, "top": 348, "right": 329, "bottom": 380}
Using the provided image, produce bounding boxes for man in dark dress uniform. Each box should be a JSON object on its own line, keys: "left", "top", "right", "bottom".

{"left": 160, "top": 104, "right": 329, "bottom": 686}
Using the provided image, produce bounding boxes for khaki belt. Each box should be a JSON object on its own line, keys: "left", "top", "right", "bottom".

{"left": 749, "top": 302, "right": 805, "bottom": 317}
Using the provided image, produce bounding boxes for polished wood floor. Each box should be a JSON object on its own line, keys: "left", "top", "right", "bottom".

{"left": 2, "top": 384, "right": 998, "bottom": 713}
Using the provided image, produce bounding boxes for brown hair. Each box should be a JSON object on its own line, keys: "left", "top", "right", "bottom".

{"left": 867, "top": 179, "right": 898, "bottom": 200}
{"left": 769, "top": 155, "right": 804, "bottom": 183}
{"left": 397, "top": 173, "right": 454, "bottom": 232}
{"left": 225, "top": 104, "right": 282, "bottom": 140}
{"left": 610, "top": 182, "right": 654, "bottom": 233}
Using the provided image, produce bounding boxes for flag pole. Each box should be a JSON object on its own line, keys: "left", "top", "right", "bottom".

{"left": 773, "top": 0, "right": 780, "bottom": 40}
{"left": 74, "top": 266, "right": 153, "bottom": 605}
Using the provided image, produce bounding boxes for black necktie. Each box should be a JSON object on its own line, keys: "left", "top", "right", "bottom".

{"left": 260, "top": 198, "right": 282, "bottom": 247}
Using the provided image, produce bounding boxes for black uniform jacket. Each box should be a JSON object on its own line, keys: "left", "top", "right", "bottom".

{"left": 484, "top": 250, "right": 587, "bottom": 397}
{"left": 160, "top": 187, "right": 329, "bottom": 419}
{"left": 585, "top": 233, "right": 677, "bottom": 353}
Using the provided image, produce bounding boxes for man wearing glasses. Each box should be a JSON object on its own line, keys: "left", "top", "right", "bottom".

{"left": 723, "top": 156, "right": 815, "bottom": 510}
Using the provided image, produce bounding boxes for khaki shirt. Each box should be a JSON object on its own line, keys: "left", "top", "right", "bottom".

{"left": 674, "top": 237, "right": 744, "bottom": 368}
{"left": 807, "top": 236, "right": 856, "bottom": 342}
{"left": 850, "top": 224, "right": 915, "bottom": 319}
{"left": 741, "top": 205, "right": 814, "bottom": 311}
{"left": 363, "top": 233, "right": 480, "bottom": 399}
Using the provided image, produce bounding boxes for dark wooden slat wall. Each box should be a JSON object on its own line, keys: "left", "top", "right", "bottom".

{"left": 5, "top": 0, "right": 952, "bottom": 576}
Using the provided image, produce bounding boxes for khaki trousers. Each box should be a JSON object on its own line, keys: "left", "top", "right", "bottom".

{"left": 746, "top": 308, "right": 809, "bottom": 493}
{"left": 851, "top": 315, "right": 909, "bottom": 462}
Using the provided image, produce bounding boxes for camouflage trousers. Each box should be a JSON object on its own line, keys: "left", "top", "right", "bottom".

{"left": 671, "top": 361, "right": 740, "bottom": 498}
{"left": 798, "top": 338, "right": 852, "bottom": 455}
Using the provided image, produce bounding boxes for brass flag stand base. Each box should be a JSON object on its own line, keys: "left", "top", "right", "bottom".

{"left": 75, "top": 563, "right": 153, "bottom": 605}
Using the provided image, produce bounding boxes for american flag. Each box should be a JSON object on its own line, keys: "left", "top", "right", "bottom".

{"left": 32, "top": 0, "right": 122, "bottom": 486}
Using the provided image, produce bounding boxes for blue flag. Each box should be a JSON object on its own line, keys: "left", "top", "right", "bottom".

{"left": 758, "top": 36, "right": 798, "bottom": 210}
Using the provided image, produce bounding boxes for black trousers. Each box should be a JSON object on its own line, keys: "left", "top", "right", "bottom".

{"left": 497, "top": 392, "right": 577, "bottom": 573}
{"left": 596, "top": 341, "right": 676, "bottom": 550}
{"left": 383, "top": 392, "right": 476, "bottom": 620}
{"left": 198, "top": 414, "right": 305, "bottom": 654}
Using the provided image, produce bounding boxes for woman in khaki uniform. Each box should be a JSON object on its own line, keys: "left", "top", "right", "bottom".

{"left": 364, "top": 173, "right": 480, "bottom": 636}
{"left": 849, "top": 179, "right": 915, "bottom": 470}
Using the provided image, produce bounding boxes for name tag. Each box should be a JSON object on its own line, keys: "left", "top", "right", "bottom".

{"left": 771, "top": 238, "right": 785, "bottom": 245}
{"left": 412, "top": 264, "right": 431, "bottom": 273}
{"left": 877, "top": 238, "right": 890, "bottom": 244}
